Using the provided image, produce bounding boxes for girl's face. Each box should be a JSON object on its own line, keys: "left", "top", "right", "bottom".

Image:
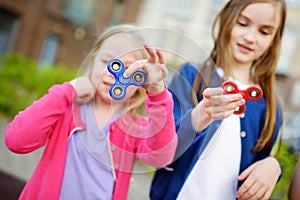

{"left": 229, "top": 2, "right": 281, "bottom": 66}
{"left": 90, "top": 33, "right": 143, "bottom": 104}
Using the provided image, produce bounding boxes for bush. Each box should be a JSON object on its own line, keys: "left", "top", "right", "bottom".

{"left": 0, "top": 54, "right": 77, "bottom": 118}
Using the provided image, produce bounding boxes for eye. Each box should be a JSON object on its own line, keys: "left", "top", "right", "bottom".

{"left": 237, "top": 17, "right": 248, "bottom": 27}
{"left": 260, "top": 28, "right": 273, "bottom": 36}
{"left": 260, "top": 30, "right": 269, "bottom": 35}
{"left": 237, "top": 20, "right": 247, "bottom": 26}
{"left": 100, "top": 58, "right": 107, "bottom": 63}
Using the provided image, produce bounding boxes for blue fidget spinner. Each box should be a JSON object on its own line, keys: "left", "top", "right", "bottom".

{"left": 107, "top": 58, "right": 146, "bottom": 100}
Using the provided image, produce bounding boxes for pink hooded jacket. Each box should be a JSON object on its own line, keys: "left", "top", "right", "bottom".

{"left": 5, "top": 82, "right": 177, "bottom": 200}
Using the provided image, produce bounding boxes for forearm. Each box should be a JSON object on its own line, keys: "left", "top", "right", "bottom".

{"left": 137, "top": 87, "right": 178, "bottom": 166}
{"left": 5, "top": 82, "right": 74, "bottom": 153}
{"left": 144, "top": 86, "right": 177, "bottom": 149}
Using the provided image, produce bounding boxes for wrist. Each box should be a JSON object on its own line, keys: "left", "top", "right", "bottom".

{"left": 191, "top": 101, "right": 212, "bottom": 131}
{"left": 267, "top": 156, "right": 281, "bottom": 174}
{"left": 146, "top": 81, "right": 165, "bottom": 94}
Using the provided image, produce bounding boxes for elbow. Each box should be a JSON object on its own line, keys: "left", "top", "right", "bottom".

{"left": 5, "top": 129, "right": 39, "bottom": 154}
{"left": 5, "top": 133, "right": 22, "bottom": 153}
{"left": 4, "top": 123, "right": 24, "bottom": 153}
{"left": 5, "top": 138, "right": 36, "bottom": 154}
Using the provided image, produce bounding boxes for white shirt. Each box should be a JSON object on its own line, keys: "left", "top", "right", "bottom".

{"left": 177, "top": 99, "right": 242, "bottom": 200}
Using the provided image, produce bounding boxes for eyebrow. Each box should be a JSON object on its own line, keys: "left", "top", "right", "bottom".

{"left": 101, "top": 52, "right": 115, "bottom": 60}
{"left": 239, "top": 13, "right": 276, "bottom": 30}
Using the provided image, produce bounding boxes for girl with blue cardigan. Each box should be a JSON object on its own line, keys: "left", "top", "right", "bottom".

{"left": 150, "top": 0, "right": 286, "bottom": 199}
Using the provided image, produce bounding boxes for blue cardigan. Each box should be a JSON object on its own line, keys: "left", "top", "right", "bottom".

{"left": 150, "top": 62, "right": 282, "bottom": 200}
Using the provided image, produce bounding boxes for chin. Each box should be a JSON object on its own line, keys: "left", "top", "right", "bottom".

{"left": 233, "top": 55, "right": 253, "bottom": 65}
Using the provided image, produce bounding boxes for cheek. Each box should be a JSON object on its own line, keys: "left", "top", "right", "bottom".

{"left": 257, "top": 38, "right": 273, "bottom": 56}
{"left": 90, "top": 72, "right": 99, "bottom": 86}
{"left": 90, "top": 67, "right": 104, "bottom": 86}
{"left": 229, "top": 28, "right": 239, "bottom": 48}
{"left": 230, "top": 26, "right": 239, "bottom": 41}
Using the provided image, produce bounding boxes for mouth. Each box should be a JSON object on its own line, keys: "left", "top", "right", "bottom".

{"left": 102, "top": 80, "right": 113, "bottom": 89}
{"left": 237, "top": 43, "right": 253, "bottom": 54}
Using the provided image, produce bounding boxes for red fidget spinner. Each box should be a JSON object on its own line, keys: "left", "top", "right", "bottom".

{"left": 222, "top": 80, "right": 263, "bottom": 115}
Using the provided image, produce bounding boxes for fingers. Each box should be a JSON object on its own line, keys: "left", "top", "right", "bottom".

{"left": 203, "top": 87, "right": 223, "bottom": 98}
{"left": 156, "top": 48, "right": 166, "bottom": 64}
{"left": 202, "top": 87, "right": 245, "bottom": 119}
{"left": 236, "top": 178, "right": 256, "bottom": 200}
{"left": 144, "top": 42, "right": 157, "bottom": 64}
{"left": 123, "top": 60, "right": 147, "bottom": 78}
{"left": 123, "top": 43, "right": 165, "bottom": 78}
{"left": 237, "top": 163, "right": 256, "bottom": 181}
{"left": 237, "top": 182, "right": 267, "bottom": 200}
{"left": 144, "top": 42, "right": 165, "bottom": 64}
{"left": 263, "top": 187, "right": 273, "bottom": 200}
{"left": 237, "top": 180, "right": 272, "bottom": 200}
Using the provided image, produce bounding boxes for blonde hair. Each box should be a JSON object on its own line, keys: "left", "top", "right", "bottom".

{"left": 193, "top": 0, "right": 286, "bottom": 152}
{"left": 83, "top": 24, "right": 147, "bottom": 118}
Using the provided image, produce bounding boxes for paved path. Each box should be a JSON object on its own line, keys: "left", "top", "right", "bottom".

{"left": 128, "top": 161, "right": 154, "bottom": 200}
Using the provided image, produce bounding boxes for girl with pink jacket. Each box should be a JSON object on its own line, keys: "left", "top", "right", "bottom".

{"left": 5, "top": 24, "right": 177, "bottom": 200}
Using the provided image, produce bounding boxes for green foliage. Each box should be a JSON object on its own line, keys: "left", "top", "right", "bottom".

{"left": 272, "top": 142, "right": 299, "bottom": 200}
{"left": 0, "top": 54, "right": 77, "bottom": 118}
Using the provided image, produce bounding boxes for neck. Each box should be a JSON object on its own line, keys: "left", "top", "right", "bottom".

{"left": 93, "top": 98, "right": 125, "bottom": 129}
{"left": 231, "top": 62, "right": 253, "bottom": 84}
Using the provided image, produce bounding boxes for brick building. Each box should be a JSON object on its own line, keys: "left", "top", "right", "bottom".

{"left": 0, "top": 0, "right": 143, "bottom": 68}
{"left": 0, "top": 0, "right": 144, "bottom": 198}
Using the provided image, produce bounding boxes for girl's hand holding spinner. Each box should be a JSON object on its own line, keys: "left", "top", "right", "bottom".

{"left": 108, "top": 43, "right": 167, "bottom": 100}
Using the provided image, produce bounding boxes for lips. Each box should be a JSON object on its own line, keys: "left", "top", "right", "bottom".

{"left": 103, "top": 75, "right": 115, "bottom": 87}
{"left": 237, "top": 43, "right": 253, "bottom": 54}
{"left": 103, "top": 81, "right": 113, "bottom": 89}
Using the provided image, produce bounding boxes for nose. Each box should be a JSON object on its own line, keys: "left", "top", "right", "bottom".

{"left": 243, "top": 28, "right": 256, "bottom": 43}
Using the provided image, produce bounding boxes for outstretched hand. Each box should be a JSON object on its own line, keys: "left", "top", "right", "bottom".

{"left": 123, "top": 42, "right": 167, "bottom": 94}
{"left": 236, "top": 157, "right": 281, "bottom": 200}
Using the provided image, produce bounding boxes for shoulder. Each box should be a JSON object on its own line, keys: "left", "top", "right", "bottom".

{"left": 178, "top": 62, "right": 200, "bottom": 77}
{"left": 170, "top": 62, "right": 200, "bottom": 88}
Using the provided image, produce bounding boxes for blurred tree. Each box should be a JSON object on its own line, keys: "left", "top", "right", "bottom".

{"left": 0, "top": 54, "right": 77, "bottom": 118}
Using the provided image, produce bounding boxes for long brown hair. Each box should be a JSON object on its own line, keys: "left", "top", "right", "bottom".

{"left": 193, "top": 0, "right": 286, "bottom": 152}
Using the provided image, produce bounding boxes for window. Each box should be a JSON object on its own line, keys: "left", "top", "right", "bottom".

{"left": 63, "top": 0, "right": 95, "bottom": 26}
{"left": 0, "top": 9, "right": 19, "bottom": 54}
{"left": 39, "top": 35, "right": 59, "bottom": 67}
{"left": 287, "top": 0, "right": 300, "bottom": 8}
{"left": 108, "top": 0, "right": 124, "bottom": 26}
